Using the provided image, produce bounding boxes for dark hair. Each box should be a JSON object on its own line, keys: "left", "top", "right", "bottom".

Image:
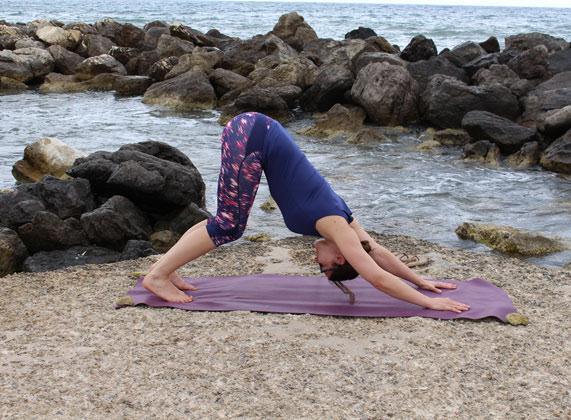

{"left": 329, "top": 240, "right": 372, "bottom": 282}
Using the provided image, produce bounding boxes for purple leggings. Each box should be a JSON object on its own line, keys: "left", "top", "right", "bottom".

{"left": 206, "top": 112, "right": 272, "bottom": 247}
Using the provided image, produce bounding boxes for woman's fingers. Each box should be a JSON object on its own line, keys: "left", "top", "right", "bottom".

{"left": 435, "top": 281, "right": 457, "bottom": 289}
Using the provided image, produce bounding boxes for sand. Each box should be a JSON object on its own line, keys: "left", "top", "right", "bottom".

{"left": 0, "top": 233, "right": 569, "bottom": 419}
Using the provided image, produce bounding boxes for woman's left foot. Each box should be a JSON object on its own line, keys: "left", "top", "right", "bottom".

{"left": 169, "top": 272, "right": 197, "bottom": 291}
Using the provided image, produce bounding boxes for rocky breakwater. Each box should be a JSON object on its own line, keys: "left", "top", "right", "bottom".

{"left": 1, "top": 14, "right": 570, "bottom": 172}
{"left": 0, "top": 141, "right": 210, "bottom": 276}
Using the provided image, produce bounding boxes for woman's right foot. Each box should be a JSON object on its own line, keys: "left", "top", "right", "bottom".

{"left": 142, "top": 272, "right": 193, "bottom": 303}
{"left": 168, "top": 272, "right": 197, "bottom": 291}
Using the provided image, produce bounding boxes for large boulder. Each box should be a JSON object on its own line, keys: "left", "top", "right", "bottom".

{"left": 116, "top": 23, "right": 145, "bottom": 48}
{"left": 75, "top": 54, "right": 127, "bottom": 80}
{"left": 113, "top": 75, "right": 152, "bottom": 96}
{"left": 251, "top": 56, "right": 318, "bottom": 90}
{"left": 0, "top": 76, "right": 28, "bottom": 93}
{"left": 148, "top": 56, "right": 179, "bottom": 81}
{"left": 22, "top": 245, "right": 120, "bottom": 272}
{"left": 407, "top": 55, "right": 468, "bottom": 93}
{"left": 67, "top": 141, "right": 206, "bottom": 213}
{"left": 209, "top": 67, "right": 251, "bottom": 97}
{"left": 505, "top": 33, "right": 569, "bottom": 53}
{"left": 302, "top": 38, "right": 370, "bottom": 68}
{"left": 225, "top": 85, "right": 290, "bottom": 122}
{"left": 271, "top": 12, "right": 318, "bottom": 50}
{"left": 441, "top": 41, "right": 487, "bottom": 67}
{"left": 505, "top": 141, "right": 541, "bottom": 169}
{"left": 345, "top": 27, "right": 377, "bottom": 40}
{"left": 0, "top": 25, "right": 28, "bottom": 50}
{"left": 353, "top": 52, "right": 406, "bottom": 74}
{"left": 35, "top": 25, "right": 80, "bottom": 50}
{"left": 455, "top": 222, "right": 567, "bottom": 256}
{"left": 108, "top": 46, "right": 140, "bottom": 66}
{"left": 299, "top": 64, "right": 354, "bottom": 112}
{"left": 351, "top": 62, "right": 419, "bottom": 126}
{"left": 400, "top": 35, "right": 437, "bottom": 62}
{"left": 80, "top": 195, "right": 151, "bottom": 250}
{"left": 47, "top": 45, "right": 83, "bottom": 74}
{"left": 17, "top": 211, "right": 87, "bottom": 253}
{"left": 79, "top": 34, "right": 115, "bottom": 57}
{"left": 540, "top": 129, "right": 571, "bottom": 174}
{"left": 153, "top": 202, "right": 211, "bottom": 235}
{"left": 507, "top": 45, "right": 549, "bottom": 80}
{"left": 479, "top": 36, "right": 500, "bottom": 54}
{"left": 539, "top": 105, "right": 571, "bottom": 138}
{"left": 142, "top": 70, "right": 216, "bottom": 110}
{"left": 11, "top": 137, "right": 85, "bottom": 183}
{"left": 473, "top": 64, "right": 534, "bottom": 98}
{"left": 0, "top": 189, "right": 46, "bottom": 230}
{"left": 125, "top": 50, "right": 160, "bottom": 76}
{"left": 94, "top": 18, "right": 124, "bottom": 43}
{"left": 38, "top": 72, "right": 120, "bottom": 93}
{"left": 298, "top": 104, "right": 366, "bottom": 138}
{"left": 548, "top": 48, "right": 571, "bottom": 75}
{"left": 0, "top": 47, "right": 54, "bottom": 82}
{"left": 156, "top": 34, "right": 194, "bottom": 58}
{"left": 422, "top": 75, "right": 520, "bottom": 128}
{"left": 461, "top": 111, "right": 538, "bottom": 154}
{"left": 165, "top": 47, "right": 223, "bottom": 79}
{"left": 170, "top": 24, "right": 218, "bottom": 48}
{"left": 143, "top": 26, "right": 170, "bottom": 50}
{"left": 462, "top": 53, "right": 499, "bottom": 77}
{"left": 520, "top": 71, "right": 571, "bottom": 128}
{"left": 0, "top": 228, "right": 28, "bottom": 276}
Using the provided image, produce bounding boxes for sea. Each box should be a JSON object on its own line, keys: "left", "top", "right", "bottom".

{"left": 1, "top": 1, "right": 571, "bottom": 266}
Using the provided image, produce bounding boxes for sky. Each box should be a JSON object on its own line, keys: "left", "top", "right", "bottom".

{"left": 241, "top": 0, "right": 571, "bottom": 8}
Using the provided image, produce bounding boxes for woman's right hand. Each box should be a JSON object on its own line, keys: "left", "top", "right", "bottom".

{"left": 427, "top": 297, "right": 470, "bottom": 313}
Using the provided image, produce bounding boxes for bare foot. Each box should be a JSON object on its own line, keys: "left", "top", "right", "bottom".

{"left": 169, "top": 272, "right": 197, "bottom": 291}
{"left": 142, "top": 272, "right": 193, "bottom": 303}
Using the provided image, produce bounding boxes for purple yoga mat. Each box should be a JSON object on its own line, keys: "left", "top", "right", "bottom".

{"left": 117, "top": 274, "right": 519, "bottom": 322}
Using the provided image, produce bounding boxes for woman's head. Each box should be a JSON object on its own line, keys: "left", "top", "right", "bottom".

{"left": 313, "top": 238, "right": 372, "bottom": 281}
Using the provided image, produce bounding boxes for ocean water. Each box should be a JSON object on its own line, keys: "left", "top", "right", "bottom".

{"left": 1, "top": 0, "right": 570, "bottom": 50}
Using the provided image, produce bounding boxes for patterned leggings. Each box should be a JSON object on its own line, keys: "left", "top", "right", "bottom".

{"left": 206, "top": 112, "right": 272, "bottom": 247}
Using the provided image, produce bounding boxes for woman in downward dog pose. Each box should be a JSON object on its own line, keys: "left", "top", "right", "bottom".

{"left": 143, "top": 112, "right": 470, "bottom": 313}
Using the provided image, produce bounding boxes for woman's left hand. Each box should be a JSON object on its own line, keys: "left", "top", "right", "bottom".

{"left": 417, "top": 279, "right": 457, "bottom": 293}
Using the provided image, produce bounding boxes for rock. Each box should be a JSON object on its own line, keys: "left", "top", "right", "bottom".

{"left": 143, "top": 26, "right": 170, "bottom": 50}
{"left": 113, "top": 75, "right": 152, "bottom": 96}
{"left": 461, "top": 111, "right": 537, "bottom": 154}
{"left": 75, "top": 54, "right": 126, "bottom": 80}
{"left": 505, "top": 32, "right": 569, "bottom": 53}
{"left": 422, "top": 75, "right": 520, "bottom": 128}
{"left": 120, "top": 239, "right": 157, "bottom": 260}
{"left": 300, "top": 64, "right": 354, "bottom": 112}
{"left": 472, "top": 64, "right": 534, "bottom": 98}
{"left": 505, "top": 141, "right": 541, "bottom": 168}
{"left": 0, "top": 25, "right": 28, "bottom": 49}
{"left": 63, "top": 22, "right": 98, "bottom": 35}
{"left": 22, "top": 245, "right": 121, "bottom": 272}
{"left": 520, "top": 71, "right": 571, "bottom": 128}
{"left": 260, "top": 197, "right": 277, "bottom": 212}
{"left": 301, "top": 38, "right": 368, "bottom": 68}
{"left": 38, "top": 72, "right": 118, "bottom": 93}
{"left": 14, "top": 37, "right": 45, "bottom": 49}
{"left": 407, "top": 56, "right": 468, "bottom": 93}
{"left": 108, "top": 46, "right": 140, "bottom": 65}
{"left": 150, "top": 230, "right": 178, "bottom": 253}
{"left": 540, "top": 129, "right": 571, "bottom": 174}
{"left": 539, "top": 105, "right": 571, "bottom": 138}
{"left": 156, "top": 34, "right": 194, "bottom": 58}
{"left": 441, "top": 41, "right": 486, "bottom": 67}
{"left": 11, "top": 137, "right": 86, "bottom": 183}
{"left": 79, "top": 34, "right": 115, "bottom": 57}
{"left": 227, "top": 85, "right": 290, "bottom": 122}
{"left": 252, "top": 56, "right": 318, "bottom": 90}
{"left": 366, "top": 36, "right": 399, "bottom": 54}
{"left": 67, "top": 141, "right": 206, "bottom": 213}
{"left": 433, "top": 128, "right": 472, "bottom": 146}
{"left": 165, "top": 47, "right": 223, "bottom": 79}
{"left": 17, "top": 211, "right": 87, "bottom": 253}
{"left": 125, "top": 50, "right": 160, "bottom": 76}
{"left": 116, "top": 23, "right": 145, "bottom": 48}
{"left": 417, "top": 139, "right": 442, "bottom": 151}
{"left": 548, "top": 48, "right": 571, "bottom": 75}
{"left": 206, "top": 29, "right": 232, "bottom": 40}
{"left": 47, "top": 45, "right": 83, "bottom": 74}
{"left": 142, "top": 70, "right": 216, "bottom": 110}
{"left": 479, "top": 36, "right": 500, "bottom": 53}
{"left": 272, "top": 84, "right": 303, "bottom": 108}
{"left": 271, "top": 12, "right": 318, "bottom": 50}
{"left": 148, "top": 56, "right": 179, "bottom": 81}
{"left": 0, "top": 76, "right": 27, "bottom": 93}
{"left": 462, "top": 53, "right": 499, "bottom": 77}
{"left": 455, "top": 222, "right": 567, "bottom": 256}
{"left": 170, "top": 24, "right": 217, "bottom": 48}
{"left": 506, "top": 313, "right": 529, "bottom": 326}
{"left": 209, "top": 67, "right": 251, "bottom": 97}
{"left": 0, "top": 47, "right": 54, "bottom": 82}
{"left": 153, "top": 202, "right": 211, "bottom": 235}
{"left": 245, "top": 233, "right": 271, "bottom": 242}
{"left": 0, "top": 228, "right": 28, "bottom": 276}
{"left": 347, "top": 127, "right": 389, "bottom": 145}
{"left": 507, "top": 45, "right": 549, "bottom": 80}
{"left": 463, "top": 140, "right": 501, "bottom": 166}
{"left": 36, "top": 25, "right": 80, "bottom": 50}
{"left": 0, "top": 189, "right": 46, "bottom": 229}
{"left": 94, "top": 18, "right": 123, "bottom": 43}
{"left": 351, "top": 62, "right": 419, "bottom": 126}
{"left": 345, "top": 27, "right": 377, "bottom": 40}
{"left": 298, "top": 104, "right": 366, "bottom": 138}
{"left": 81, "top": 195, "right": 151, "bottom": 250}
{"left": 400, "top": 35, "right": 437, "bottom": 62}
{"left": 353, "top": 52, "right": 406, "bottom": 74}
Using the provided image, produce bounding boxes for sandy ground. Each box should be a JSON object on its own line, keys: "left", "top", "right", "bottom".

{"left": 1, "top": 233, "right": 570, "bottom": 419}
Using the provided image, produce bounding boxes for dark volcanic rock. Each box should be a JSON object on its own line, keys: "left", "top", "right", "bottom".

{"left": 209, "top": 67, "right": 251, "bottom": 97}
{"left": 520, "top": 71, "right": 571, "bottom": 127}
{"left": 30, "top": 176, "right": 95, "bottom": 219}
{"left": 125, "top": 50, "right": 160, "bottom": 76}
{"left": 345, "top": 27, "right": 377, "bottom": 40}
{"left": 229, "top": 85, "right": 290, "bottom": 120}
{"left": 548, "top": 48, "right": 571, "bottom": 75}
{"left": 505, "top": 32, "right": 569, "bottom": 53}
{"left": 540, "top": 129, "right": 571, "bottom": 174}
{"left": 400, "top": 35, "right": 437, "bottom": 62}
{"left": 17, "top": 211, "right": 87, "bottom": 253}
{"left": 461, "top": 110, "right": 537, "bottom": 154}
{"left": 507, "top": 45, "right": 549, "bottom": 80}
{"left": 154, "top": 202, "right": 211, "bottom": 235}
{"left": 441, "top": 41, "right": 486, "bottom": 67}
{"left": 143, "top": 26, "right": 170, "bottom": 50}
{"left": 0, "top": 189, "right": 46, "bottom": 229}
{"left": 407, "top": 56, "right": 468, "bottom": 93}
{"left": 120, "top": 239, "right": 157, "bottom": 260}
{"left": 299, "top": 64, "right": 354, "bottom": 112}
{"left": 353, "top": 52, "right": 406, "bottom": 74}
{"left": 22, "top": 245, "right": 121, "bottom": 272}
{"left": 0, "top": 228, "right": 28, "bottom": 276}
{"left": 479, "top": 36, "right": 500, "bottom": 53}
{"left": 462, "top": 53, "right": 499, "bottom": 77}
{"left": 80, "top": 195, "right": 151, "bottom": 250}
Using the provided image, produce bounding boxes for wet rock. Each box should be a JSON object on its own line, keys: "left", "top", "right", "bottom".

{"left": 441, "top": 41, "right": 486, "bottom": 67}
{"left": 548, "top": 48, "right": 571, "bottom": 75}
{"left": 271, "top": 12, "right": 318, "bottom": 50}
{"left": 505, "top": 32, "right": 569, "bottom": 53}
{"left": 351, "top": 62, "right": 419, "bottom": 126}
{"left": 75, "top": 54, "right": 127, "bottom": 80}
{"left": 22, "top": 245, "right": 121, "bottom": 272}
{"left": 479, "top": 36, "right": 500, "bottom": 53}
{"left": 142, "top": 70, "right": 216, "bottom": 110}
{"left": 209, "top": 67, "right": 251, "bottom": 97}
{"left": 108, "top": 46, "right": 140, "bottom": 66}
{"left": 540, "top": 129, "right": 571, "bottom": 174}
{"left": 81, "top": 195, "right": 151, "bottom": 250}
{"left": 353, "top": 52, "right": 406, "bottom": 74}
{"left": 298, "top": 104, "right": 366, "bottom": 138}
{"left": 156, "top": 34, "right": 194, "bottom": 58}
{"left": 520, "top": 71, "right": 571, "bottom": 128}
{"left": 462, "top": 111, "right": 537, "bottom": 154}
{"left": 11, "top": 137, "right": 85, "bottom": 183}
{"left": 507, "top": 45, "right": 549, "bottom": 80}
{"left": 47, "top": 45, "right": 83, "bottom": 74}
{"left": 0, "top": 189, "right": 46, "bottom": 229}
{"left": 125, "top": 50, "right": 160, "bottom": 76}
{"left": 150, "top": 230, "right": 178, "bottom": 253}
{"left": 36, "top": 25, "right": 80, "bottom": 50}
{"left": 347, "top": 127, "right": 389, "bottom": 145}
{"left": 422, "top": 75, "right": 519, "bottom": 128}
{"left": 148, "top": 56, "right": 179, "bottom": 81}
{"left": 455, "top": 222, "right": 567, "bottom": 256}
{"left": 0, "top": 47, "right": 54, "bottom": 82}
{"left": 79, "top": 34, "right": 115, "bottom": 57}
{"left": 260, "top": 197, "right": 277, "bottom": 212}
{"left": 433, "top": 128, "right": 472, "bottom": 146}
{"left": 400, "top": 35, "right": 437, "bottom": 62}
{"left": 345, "top": 27, "right": 377, "bottom": 40}
{"left": 113, "top": 75, "right": 152, "bottom": 96}
{"left": 539, "top": 105, "right": 571, "bottom": 138}
{"left": 0, "top": 76, "right": 27, "bottom": 93}
{"left": 0, "top": 228, "right": 28, "bottom": 276}
{"left": 407, "top": 56, "right": 468, "bottom": 93}
{"left": 17, "top": 211, "right": 87, "bottom": 253}
{"left": 120, "top": 239, "right": 157, "bottom": 260}
{"left": 463, "top": 140, "right": 501, "bottom": 166}
{"left": 505, "top": 141, "right": 541, "bottom": 169}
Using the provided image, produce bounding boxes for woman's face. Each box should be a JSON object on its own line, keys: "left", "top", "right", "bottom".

{"left": 313, "top": 239, "right": 345, "bottom": 278}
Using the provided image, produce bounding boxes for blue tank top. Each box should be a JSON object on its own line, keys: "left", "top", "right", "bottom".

{"left": 259, "top": 118, "right": 353, "bottom": 236}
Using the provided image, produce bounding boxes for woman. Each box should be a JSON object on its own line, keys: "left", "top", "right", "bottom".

{"left": 143, "top": 112, "right": 470, "bottom": 314}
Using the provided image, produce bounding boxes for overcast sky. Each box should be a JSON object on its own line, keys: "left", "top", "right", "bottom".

{"left": 243, "top": 0, "right": 570, "bottom": 8}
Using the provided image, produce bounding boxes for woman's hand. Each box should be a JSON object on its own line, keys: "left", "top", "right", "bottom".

{"left": 427, "top": 297, "right": 470, "bottom": 313}
{"left": 417, "top": 279, "right": 457, "bottom": 294}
